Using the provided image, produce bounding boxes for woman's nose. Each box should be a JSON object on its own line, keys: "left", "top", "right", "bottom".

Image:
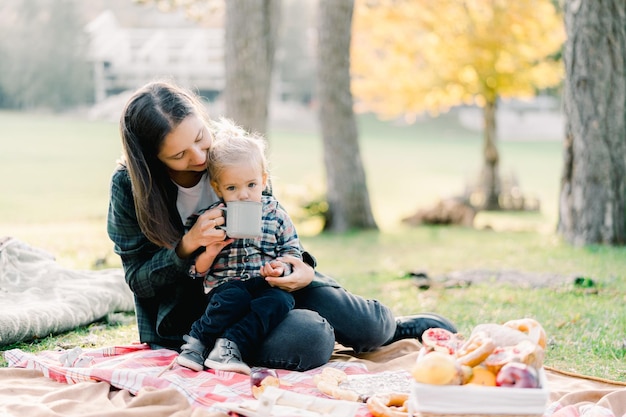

{"left": 190, "top": 146, "right": 206, "bottom": 165}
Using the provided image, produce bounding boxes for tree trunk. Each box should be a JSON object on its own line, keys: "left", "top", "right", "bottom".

{"left": 223, "top": 0, "right": 280, "bottom": 136}
{"left": 558, "top": 0, "right": 626, "bottom": 245}
{"left": 317, "top": 0, "right": 378, "bottom": 232}
{"left": 481, "top": 98, "right": 501, "bottom": 210}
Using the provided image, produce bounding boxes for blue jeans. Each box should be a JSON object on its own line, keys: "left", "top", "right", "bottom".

{"left": 252, "top": 283, "right": 396, "bottom": 371}
{"left": 189, "top": 277, "right": 294, "bottom": 361}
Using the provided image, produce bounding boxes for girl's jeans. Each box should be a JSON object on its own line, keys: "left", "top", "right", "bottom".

{"left": 189, "top": 277, "right": 295, "bottom": 361}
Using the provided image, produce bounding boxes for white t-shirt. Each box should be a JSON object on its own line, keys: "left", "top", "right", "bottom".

{"left": 175, "top": 173, "right": 219, "bottom": 223}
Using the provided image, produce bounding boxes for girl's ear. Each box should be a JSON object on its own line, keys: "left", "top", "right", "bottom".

{"left": 262, "top": 172, "right": 268, "bottom": 187}
{"left": 210, "top": 180, "right": 222, "bottom": 198}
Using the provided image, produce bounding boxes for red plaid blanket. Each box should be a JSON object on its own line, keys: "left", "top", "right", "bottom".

{"left": 4, "top": 344, "right": 626, "bottom": 417}
{"left": 4, "top": 344, "right": 374, "bottom": 415}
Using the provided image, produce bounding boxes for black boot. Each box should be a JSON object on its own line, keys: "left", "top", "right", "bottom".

{"left": 385, "top": 313, "right": 457, "bottom": 344}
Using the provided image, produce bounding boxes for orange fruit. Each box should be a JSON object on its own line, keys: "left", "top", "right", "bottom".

{"left": 467, "top": 366, "right": 496, "bottom": 386}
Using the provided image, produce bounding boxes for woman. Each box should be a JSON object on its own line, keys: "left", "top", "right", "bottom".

{"left": 107, "top": 80, "right": 456, "bottom": 371}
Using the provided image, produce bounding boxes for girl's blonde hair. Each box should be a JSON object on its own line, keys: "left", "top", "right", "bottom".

{"left": 208, "top": 118, "right": 269, "bottom": 184}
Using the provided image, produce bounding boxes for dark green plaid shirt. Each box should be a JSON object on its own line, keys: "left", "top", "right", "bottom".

{"left": 107, "top": 165, "right": 337, "bottom": 349}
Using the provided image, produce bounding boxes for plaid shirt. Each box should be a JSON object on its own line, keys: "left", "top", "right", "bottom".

{"left": 186, "top": 195, "right": 302, "bottom": 292}
{"left": 107, "top": 165, "right": 338, "bottom": 349}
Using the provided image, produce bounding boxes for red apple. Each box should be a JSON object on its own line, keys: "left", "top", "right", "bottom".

{"left": 250, "top": 367, "right": 280, "bottom": 398}
{"left": 495, "top": 362, "right": 539, "bottom": 388}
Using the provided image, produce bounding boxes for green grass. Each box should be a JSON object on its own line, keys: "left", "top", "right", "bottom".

{"left": 299, "top": 227, "right": 626, "bottom": 382}
{"left": 0, "top": 111, "right": 121, "bottom": 223}
{"left": 1, "top": 110, "right": 624, "bottom": 382}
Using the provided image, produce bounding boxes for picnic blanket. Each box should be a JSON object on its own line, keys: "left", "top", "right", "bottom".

{"left": 2, "top": 340, "right": 625, "bottom": 417}
{"left": 0, "top": 237, "right": 135, "bottom": 346}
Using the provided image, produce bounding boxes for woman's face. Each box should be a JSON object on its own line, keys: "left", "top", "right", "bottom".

{"left": 157, "top": 115, "right": 212, "bottom": 174}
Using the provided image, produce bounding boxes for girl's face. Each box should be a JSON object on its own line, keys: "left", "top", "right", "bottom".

{"left": 211, "top": 162, "right": 267, "bottom": 203}
{"left": 157, "top": 115, "right": 212, "bottom": 174}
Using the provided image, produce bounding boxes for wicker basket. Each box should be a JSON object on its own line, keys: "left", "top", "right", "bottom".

{"left": 408, "top": 368, "right": 549, "bottom": 417}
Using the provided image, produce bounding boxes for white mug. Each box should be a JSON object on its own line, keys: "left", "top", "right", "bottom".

{"left": 219, "top": 201, "right": 263, "bottom": 239}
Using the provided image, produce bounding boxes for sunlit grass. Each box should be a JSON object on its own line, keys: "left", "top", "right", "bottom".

{"left": 0, "top": 111, "right": 120, "bottom": 223}
{"left": 302, "top": 227, "right": 626, "bottom": 381}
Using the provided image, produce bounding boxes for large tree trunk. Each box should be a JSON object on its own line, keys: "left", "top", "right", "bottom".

{"left": 223, "top": 0, "right": 280, "bottom": 136}
{"left": 558, "top": 0, "right": 626, "bottom": 245}
{"left": 317, "top": 0, "right": 377, "bottom": 232}
{"left": 481, "top": 98, "right": 501, "bottom": 210}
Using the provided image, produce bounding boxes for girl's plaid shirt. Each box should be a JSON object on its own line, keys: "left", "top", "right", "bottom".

{"left": 184, "top": 195, "right": 302, "bottom": 292}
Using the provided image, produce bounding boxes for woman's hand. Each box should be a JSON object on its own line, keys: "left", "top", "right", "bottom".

{"left": 264, "top": 255, "right": 314, "bottom": 292}
{"left": 176, "top": 206, "right": 232, "bottom": 259}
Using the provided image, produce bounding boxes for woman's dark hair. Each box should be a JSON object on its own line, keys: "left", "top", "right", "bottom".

{"left": 119, "top": 81, "right": 209, "bottom": 248}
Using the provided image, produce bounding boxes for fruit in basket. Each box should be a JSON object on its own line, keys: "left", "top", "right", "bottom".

{"left": 495, "top": 362, "right": 539, "bottom": 388}
{"left": 467, "top": 365, "right": 497, "bottom": 386}
{"left": 484, "top": 339, "right": 545, "bottom": 374}
{"left": 250, "top": 367, "right": 280, "bottom": 398}
{"left": 411, "top": 351, "right": 462, "bottom": 385}
{"left": 421, "top": 327, "right": 461, "bottom": 355}
{"left": 460, "top": 364, "right": 474, "bottom": 384}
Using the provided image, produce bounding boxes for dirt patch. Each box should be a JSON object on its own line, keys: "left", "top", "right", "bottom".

{"left": 440, "top": 269, "right": 576, "bottom": 289}
{"left": 407, "top": 269, "right": 578, "bottom": 290}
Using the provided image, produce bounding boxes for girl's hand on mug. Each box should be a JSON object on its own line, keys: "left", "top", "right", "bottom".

{"left": 265, "top": 255, "right": 314, "bottom": 291}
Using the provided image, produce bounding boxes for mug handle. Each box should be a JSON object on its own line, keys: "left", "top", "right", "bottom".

{"left": 216, "top": 207, "right": 228, "bottom": 233}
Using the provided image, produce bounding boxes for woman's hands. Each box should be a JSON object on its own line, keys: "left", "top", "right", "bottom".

{"left": 176, "top": 206, "right": 233, "bottom": 271}
{"left": 264, "top": 255, "right": 314, "bottom": 292}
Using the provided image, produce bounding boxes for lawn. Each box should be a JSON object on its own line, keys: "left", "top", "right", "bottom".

{"left": 1, "top": 109, "right": 624, "bottom": 381}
